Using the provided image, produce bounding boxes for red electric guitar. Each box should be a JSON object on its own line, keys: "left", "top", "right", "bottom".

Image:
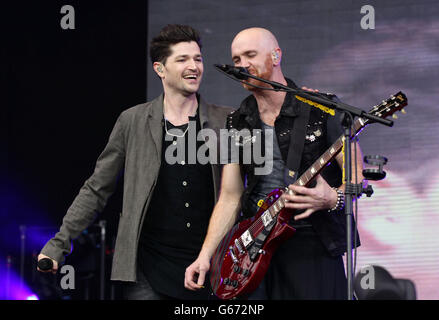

{"left": 210, "top": 92, "right": 408, "bottom": 300}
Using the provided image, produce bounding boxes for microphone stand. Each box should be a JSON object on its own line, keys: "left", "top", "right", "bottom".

{"left": 222, "top": 67, "right": 393, "bottom": 300}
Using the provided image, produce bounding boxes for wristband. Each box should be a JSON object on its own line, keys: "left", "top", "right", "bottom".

{"left": 329, "top": 188, "right": 345, "bottom": 212}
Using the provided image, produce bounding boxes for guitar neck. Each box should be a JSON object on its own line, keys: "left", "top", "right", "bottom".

{"left": 254, "top": 91, "right": 407, "bottom": 229}
{"left": 263, "top": 118, "right": 367, "bottom": 219}
{"left": 294, "top": 117, "right": 366, "bottom": 188}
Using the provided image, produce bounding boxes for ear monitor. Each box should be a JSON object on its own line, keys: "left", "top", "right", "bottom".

{"left": 157, "top": 64, "right": 163, "bottom": 72}
{"left": 272, "top": 52, "right": 279, "bottom": 60}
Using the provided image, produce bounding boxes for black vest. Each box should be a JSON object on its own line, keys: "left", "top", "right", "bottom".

{"left": 225, "top": 79, "right": 360, "bottom": 256}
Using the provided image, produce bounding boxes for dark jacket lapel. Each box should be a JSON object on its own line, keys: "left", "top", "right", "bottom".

{"left": 147, "top": 94, "right": 164, "bottom": 163}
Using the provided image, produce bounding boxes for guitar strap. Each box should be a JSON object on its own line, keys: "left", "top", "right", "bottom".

{"left": 284, "top": 101, "right": 311, "bottom": 186}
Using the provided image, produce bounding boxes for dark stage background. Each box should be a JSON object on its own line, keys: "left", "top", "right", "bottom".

{"left": 2, "top": 0, "right": 438, "bottom": 300}
{"left": 1, "top": 1, "right": 147, "bottom": 299}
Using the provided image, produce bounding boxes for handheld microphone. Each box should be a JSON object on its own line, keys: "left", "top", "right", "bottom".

{"left": 214, "top": 64, "right": 249, "bottom": 80}
{"left": 37, "top": 258, "right": 53, "bottom": 271}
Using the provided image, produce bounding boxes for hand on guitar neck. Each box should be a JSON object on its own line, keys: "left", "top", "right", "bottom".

{"left": 283, "top": 174, "right": 338, "bottom": 220}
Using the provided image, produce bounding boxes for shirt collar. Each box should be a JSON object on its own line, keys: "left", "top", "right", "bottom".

{"left": 279, "top": 78, "right": 300, "bottom": 117}
{"left": 239, "top": 78, "right": 300, "bottom": 124}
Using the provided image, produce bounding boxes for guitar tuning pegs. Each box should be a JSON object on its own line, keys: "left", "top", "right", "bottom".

{"left": 401, "top": 109, "right": 407, "bottom": 114}
{"left": 392, "top": 114, "right": 398, "bottom": 119}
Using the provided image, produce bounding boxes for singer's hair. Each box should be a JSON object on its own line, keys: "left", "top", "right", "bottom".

{"left": 150, "top": 24, "right": 202, "bottom": 65}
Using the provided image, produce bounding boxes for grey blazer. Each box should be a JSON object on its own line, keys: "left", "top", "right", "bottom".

{"left": 41, "top": 94, "right": 234, "bottom": 282}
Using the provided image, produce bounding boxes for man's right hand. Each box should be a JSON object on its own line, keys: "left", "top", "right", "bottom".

{"left": 184, "top": 164, "right": 243, "bottom": 292}
{"left": 184, "top": 253, "right": 211, "bottom": 291}
{"left": 37, "top": 254, "right": 58, "bottom": 274}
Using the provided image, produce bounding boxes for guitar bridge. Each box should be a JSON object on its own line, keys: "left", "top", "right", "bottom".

{"left": 248, "top": 216, "right": 277, "bottom": 261}
{"left": 261, "top": 210, "right": 274, "bottom": 228}
{"left": 234, "top": 239, "right": 244, "bottom": 254}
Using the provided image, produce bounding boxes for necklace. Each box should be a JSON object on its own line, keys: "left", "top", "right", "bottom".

{"left": 164, "top": 117, "right": 189, "bottom": 138}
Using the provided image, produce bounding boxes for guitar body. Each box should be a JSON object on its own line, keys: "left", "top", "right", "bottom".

{"left": 210, "top": 189, "right": 296, "bottom": 300}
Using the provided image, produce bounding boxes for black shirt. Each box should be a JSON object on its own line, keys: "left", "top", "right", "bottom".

{"left": 138, "top": 112, "right": 214, "bottom": 299}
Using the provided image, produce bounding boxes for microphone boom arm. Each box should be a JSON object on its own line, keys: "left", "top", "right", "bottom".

{"left": 214, "top": 63, "right": 392, "bottom": 127}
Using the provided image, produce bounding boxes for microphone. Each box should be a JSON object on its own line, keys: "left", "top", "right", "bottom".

{"left": 214, "top": 64, "right": 249, "bottom": 80}
{"left": 38, "top": 258, "right": 53, "bottom": 271}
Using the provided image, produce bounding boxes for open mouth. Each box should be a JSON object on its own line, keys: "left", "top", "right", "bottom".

{"left": 246, "top": 67, "right": 258, "bottom": 76}
{"left": 183, "top": 74, "right": 198, "bottom": 80}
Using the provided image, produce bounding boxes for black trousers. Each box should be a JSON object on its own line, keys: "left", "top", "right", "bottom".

{"left": 248, "top": 227, "right": 347, "bottom": 300}
{"left": 123, "top": 265, "right": 214, "bottom": 300}
{"left": 123, "top": 270, "right": 174, "bottom": 300}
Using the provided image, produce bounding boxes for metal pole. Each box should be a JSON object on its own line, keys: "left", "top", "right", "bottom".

{"left": 19, "top": 225, "right": 26, "bottom": 292}
{"left": 99, "top": 220, "right": 106, "bottom": 300}
{"left": 6, "top": 255, "right": 12, "bottom": 299}
{"left": 342, "top": 115, "right": 354, "bottom": 300}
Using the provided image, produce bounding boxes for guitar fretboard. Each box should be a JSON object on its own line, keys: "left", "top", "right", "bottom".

{"left": 294, "top": 118, "right": 365, "bottom": 188}
{"left": 238, "top": 91, "right": 407, "bottom": 257}
{"left": 264, "top": 117, "right": 366, "bottom": 219}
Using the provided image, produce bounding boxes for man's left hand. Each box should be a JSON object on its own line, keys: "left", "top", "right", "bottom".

{"left": 301, "top": 86, "right": 319, "bottom": 93}
{"left": 283, "top": 175, "right": 337, "bottom": 220}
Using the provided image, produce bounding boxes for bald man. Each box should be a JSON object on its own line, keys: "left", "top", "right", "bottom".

{"left": 185, "top": 27, "right": 364, "bottom": 299}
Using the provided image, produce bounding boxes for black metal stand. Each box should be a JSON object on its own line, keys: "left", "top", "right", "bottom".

{"left": 214, "top": 65, "right": 394, "bottom": 127}
{"left": 98, "top": 220, "right": 106, "bottom": 300}
{"left": 215, "top": 66, "right": 393, "bottom": 300}
{"left": 341, "top": 112, "right": 355, "bottom": 300}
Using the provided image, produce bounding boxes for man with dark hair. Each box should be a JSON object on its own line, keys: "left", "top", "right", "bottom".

{"left": 185, "top": 27, "right": 364, "bottom": 299}
{"left": 38, "top": 24, "right": 233, "bottom": 300}
{"left": 150, "top": 24, "right": 202, "bottom": 64}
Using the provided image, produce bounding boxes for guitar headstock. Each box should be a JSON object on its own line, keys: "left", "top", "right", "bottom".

{"left": 367, "top": 91, "right": 408, "bottom": 121}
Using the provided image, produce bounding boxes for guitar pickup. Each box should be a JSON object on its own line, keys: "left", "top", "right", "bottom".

{"left": 248, "top": 216, "right": 277, "bottom": 261}
{"left": 240, "top": 230, "right": 254, "bottom": 248}
{"left": 261, "top": 210, "right": 274, "bottom": 228}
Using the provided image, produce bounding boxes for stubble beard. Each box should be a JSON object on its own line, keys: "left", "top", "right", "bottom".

{"left": 178, "top": 74, "right": 203, "bottom": 97}
{"left": 242, "top": 55, "right": 274, "bottom": 92}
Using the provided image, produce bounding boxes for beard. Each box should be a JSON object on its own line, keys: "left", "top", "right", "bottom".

{"left": 242, "top": 54, "right": 274, "bottom": 92}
